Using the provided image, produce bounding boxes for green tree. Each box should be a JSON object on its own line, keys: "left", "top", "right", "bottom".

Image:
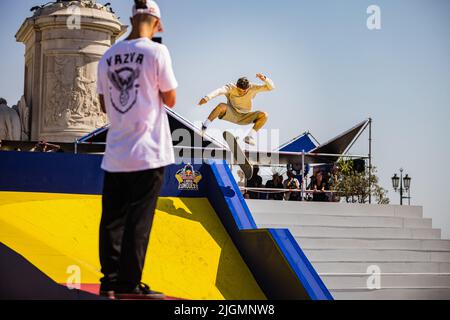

{"left": 332, "top": 159, "right": 389, "bottom": 204}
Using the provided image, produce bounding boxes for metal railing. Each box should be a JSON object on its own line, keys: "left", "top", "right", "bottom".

{"left": 73, "top": 140, "right": 371, "bottom": 203}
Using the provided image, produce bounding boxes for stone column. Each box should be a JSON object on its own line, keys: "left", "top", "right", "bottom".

{"left": 15, "top": 0, "right": 126, "bottom": 142}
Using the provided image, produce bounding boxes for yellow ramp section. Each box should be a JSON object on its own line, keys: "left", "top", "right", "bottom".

{"left": 0, "top": 192, "right": 265, "bottom": 300}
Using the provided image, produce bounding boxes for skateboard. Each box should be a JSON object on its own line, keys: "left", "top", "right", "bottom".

{"left": 223, "top": 131, "right": 253, "bottom": 180}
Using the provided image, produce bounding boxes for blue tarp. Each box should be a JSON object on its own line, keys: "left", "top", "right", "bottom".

{"left": 278, "top": 133, "right": 317, "bottom": 153}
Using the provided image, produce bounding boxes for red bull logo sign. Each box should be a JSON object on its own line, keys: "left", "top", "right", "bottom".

{"left": 175, "top": 164, "right": 202, "bottom": 191}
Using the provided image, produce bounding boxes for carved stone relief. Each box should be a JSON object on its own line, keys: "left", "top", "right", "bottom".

{"left": 43, "top": 54, "right": 106, "bottom": 132}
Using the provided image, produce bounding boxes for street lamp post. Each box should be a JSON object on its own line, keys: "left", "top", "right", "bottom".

{"left": 391, "top": 168, "right": 412, "bottom": 205}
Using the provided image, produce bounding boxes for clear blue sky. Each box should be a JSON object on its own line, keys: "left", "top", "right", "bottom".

{"left": 1, "top": 0, "right": 449, "bottom": 237}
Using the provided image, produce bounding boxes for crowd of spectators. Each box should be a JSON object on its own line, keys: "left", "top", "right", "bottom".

{"left": 241, "top": 165, "right": 338, "bottom": 202}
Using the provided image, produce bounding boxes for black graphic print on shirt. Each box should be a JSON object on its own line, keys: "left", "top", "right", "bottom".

{"left": 106, "top": 52, "right": 144, "bottom": 114}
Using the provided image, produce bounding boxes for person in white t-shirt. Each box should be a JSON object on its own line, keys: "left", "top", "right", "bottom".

{"left": 96, "top": 0, "right": 177, "bottom": 300}
{"left": 198, "top": 74, "right": 275, "bottom": 146}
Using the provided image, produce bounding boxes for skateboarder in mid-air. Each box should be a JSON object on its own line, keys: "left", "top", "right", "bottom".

{"left": 198, "top": 74, "right": 275, "bottom": 146}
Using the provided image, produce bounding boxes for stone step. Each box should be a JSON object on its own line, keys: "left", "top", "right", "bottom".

{"left": 253, "top": 213, "right": 432, "bottom": 228}
{"left": 304, "top": 249, "right": 450, "bottom": 262}
{"left": 296, "top": 238, "right": 450, "bottom": 251}
{"left": 330, "top": 288, "right": 450, "bottom": 300}
{"left": 312, "top": 262, "right": 450, "bottom": 274}
{"left": 246, "top": 200, "right": 423, "bottom": 219}
{"left": 246, "top": 200, "right": 450, "bottom": 299}
{"left": 266, "top": 225, "right": 442, "bottom": 239}
{"left": 321, "top": 273, "right": 450, "bottom": 290}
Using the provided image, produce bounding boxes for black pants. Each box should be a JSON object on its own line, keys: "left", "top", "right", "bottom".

{"left": 99, "top": 167, "right": 165, "bottom": 291}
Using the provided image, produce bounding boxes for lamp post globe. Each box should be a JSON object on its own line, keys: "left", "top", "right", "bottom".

{"left": 404, "top": 174, "right": 411, "bottom": 191}
{"left": 392, "top": 174, "right": 400, "bottom": 191}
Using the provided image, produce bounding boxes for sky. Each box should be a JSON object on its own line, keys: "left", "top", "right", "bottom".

{"left": 1, "top": 0, "right": 449, "bottom": 237}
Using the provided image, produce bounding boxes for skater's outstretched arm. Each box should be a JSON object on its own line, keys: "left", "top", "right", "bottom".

{"left": 253, "top": 73, "right": 275, "bottom": 93}
{"left": 198, "top": 85, "right": 231, "bottom": 105}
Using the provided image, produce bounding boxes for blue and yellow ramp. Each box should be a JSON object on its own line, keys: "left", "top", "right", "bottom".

{"left": 0, "top": 151, "right": 332, "bottom": 300}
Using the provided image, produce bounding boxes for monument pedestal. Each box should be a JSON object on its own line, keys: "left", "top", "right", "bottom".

{"left": 16, "top": 0, "right": 126, "bottom": 143}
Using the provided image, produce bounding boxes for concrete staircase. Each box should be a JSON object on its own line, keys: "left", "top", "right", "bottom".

{"left": 247, "top": 200, "right": 450, "bottom": 300}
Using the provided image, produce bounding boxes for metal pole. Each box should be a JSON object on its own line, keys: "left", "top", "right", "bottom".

{"left": 301, "top": 150, "right": 305, "bottom": 201}
{"left": 368, "top": 118, "right": 372, "bottom": 204}
{"left": 400, "top": 168, "right": 403, "bottom": 206}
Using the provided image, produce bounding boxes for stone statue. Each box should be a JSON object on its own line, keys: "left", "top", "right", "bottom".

{"left": 32, "top": 0, "right": 111, "bottom": 18}
{"left": 12, "top": 96, "right": 30, "bottom": 140}
{"left": 0, "top": 98, "right": 21, "bottom": 141}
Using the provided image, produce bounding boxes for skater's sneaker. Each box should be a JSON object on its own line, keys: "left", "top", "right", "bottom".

{"left": 201, "top": 124, "right": 208, "bottom": 138}
{"left": 244, "top": 135, "right": 256, "bottom": 146}
{"left": 115, "top": 283, "right": 166, "bottom": 300}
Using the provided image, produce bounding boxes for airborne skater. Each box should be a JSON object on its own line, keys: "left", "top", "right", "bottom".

{"left": 198, "top": 74, "right": 275, "bottom": 146}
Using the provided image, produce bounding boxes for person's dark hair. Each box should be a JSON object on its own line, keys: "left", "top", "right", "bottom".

{"left": 132, "top": 0, "right": 156, "bottom": 25}
{"left": 134, "top": 0, "right": 148, "bottom": 9}
{"left": 0, "top": 98, "right": 7, "bottom": 105}
{"left": 236, "top": 77, "right": 250, "bottom": 90}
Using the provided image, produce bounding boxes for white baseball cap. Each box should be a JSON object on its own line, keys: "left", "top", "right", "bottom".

{"left": 132, "top": 0, "right": 164, "bottom": 32}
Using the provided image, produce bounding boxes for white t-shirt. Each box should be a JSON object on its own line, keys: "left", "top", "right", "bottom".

{"left": 97, "top": 38, "right": 178, "bottom": 172}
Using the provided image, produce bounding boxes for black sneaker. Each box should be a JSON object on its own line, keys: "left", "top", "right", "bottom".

{"left": 201, "top": 124, "right": 207, "bottom": 138}
{"left": 99, "top": 289, "right": 115, "bottom": 299}
{"left": 99, "top": 283, "right": 116, "bottom": 299}
{"left": 115, "top": 283, "right": 166, "bottom": 300}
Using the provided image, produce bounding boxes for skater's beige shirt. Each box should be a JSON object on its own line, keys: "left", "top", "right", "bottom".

{"left": 204, "top": 78, "right": 275, "bottom": 114}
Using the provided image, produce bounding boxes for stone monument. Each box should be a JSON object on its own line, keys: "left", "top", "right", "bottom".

{"left": 15, "top": 0, "right": 126, "bottom": 142}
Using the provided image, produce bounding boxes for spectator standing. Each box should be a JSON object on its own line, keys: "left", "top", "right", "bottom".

{"left": 308, "top": 171, "right": 329, "bottom": 202}
{"left": 96, "top": 0, "right": 177, "bottom": 300}
{"left": 246, "top": 166, "right": 263, "bottom": 199}
{"left": 265, "top": 173, "right": 284, "bottom": 200}
{"left": 284, "top": 170, "right": 301, "bottom": 201}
